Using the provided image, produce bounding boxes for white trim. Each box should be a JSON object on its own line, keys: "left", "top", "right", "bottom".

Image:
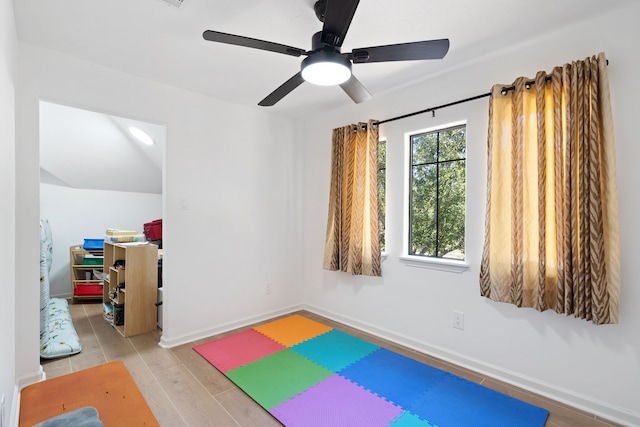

{"left": 11, "top": 367, "right": 46, "bottom": 427}
{"left": 399, "top": 255, "right": 469, "bottom": 273}
{"left": 158, "top": 303, "right": 304, "bottom": 348}
{"left": 10, "top": 385, "right": 19, "bottom": 427}
{"left": 402, "top": 121, "right": 469, "bottom": 266}
{"left": 303, "top": 304, "right": 640, "bottom": 427}
{"left": 16, "top": 366, "right": 45, "bottom": 388}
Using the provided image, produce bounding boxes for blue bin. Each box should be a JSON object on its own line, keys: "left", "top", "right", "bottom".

{"left": 83, "top": 238, "right": 104, "bottom": 250}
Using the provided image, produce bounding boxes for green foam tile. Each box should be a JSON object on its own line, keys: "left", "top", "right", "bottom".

{"left": 226, "top": 348, "right": 333, "bottom": 410}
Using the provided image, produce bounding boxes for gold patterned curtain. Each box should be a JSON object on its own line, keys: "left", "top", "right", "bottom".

{"left": 323, "top": 120, "right": 381, "bottom": 276}
{"left": 480, "top": 52, "right": 620, "bottom": 324}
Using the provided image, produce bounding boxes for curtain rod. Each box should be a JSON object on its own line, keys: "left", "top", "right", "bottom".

{"left": 375, "top": 59, "right": 609, "bottom": 126}
{"left": 375, "top": 92, "right": 490, "bottom": 126}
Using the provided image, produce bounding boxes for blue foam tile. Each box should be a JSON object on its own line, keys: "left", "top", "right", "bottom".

{"left": 390, "top": 411, "right": 438, "bottom": 427}
{"left": 339, "top": 348, "right": 445, "bottom": 408}
{"left": 407, "top": 374, "right": 549, "bottom": 427}
{"left": 291, "top": 329, "right": 380, "bottom": 372}
{"left": 340, "top": 348, "right": 548, "bottom": 427}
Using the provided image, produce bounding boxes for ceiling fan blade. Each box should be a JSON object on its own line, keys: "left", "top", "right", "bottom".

{"left": 340, "top": 74, "right": 371, "bottom": 104}
{"left": 258, "top": 72, "right": 305, "bottom": 106}
{"left": 349, "top": 39, "right": 450, "bottom": 63}
{"left": 203, "top": 30, "right": 307, "bottom": 57}
{"left": 321, "top": 0, "right": 360, "bottom": 47}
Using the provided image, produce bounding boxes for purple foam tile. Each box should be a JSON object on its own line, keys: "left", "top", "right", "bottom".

{"left": 271, "top": 374, "right": 403, "bottom": 427}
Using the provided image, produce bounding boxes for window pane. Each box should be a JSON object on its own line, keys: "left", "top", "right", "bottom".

{"left": 410, "top": 163, "right": 437, "bottom": 255}
{"left": 439, "top": 126, "right": 467, "bottom": 161}
{"left": 411, "top": 133, "right": 437, "bottom": 165}
{"left": 437, "top": 160, "right": 466, "bottom": 259}
{"left": 378, "top": 141, "right": 386, "bottom": 252}
{"left": 408, "top": 124, "right": 466, "bottom": 261}
{"left": 378, "top": 140, "right": 386, "bottom": 169}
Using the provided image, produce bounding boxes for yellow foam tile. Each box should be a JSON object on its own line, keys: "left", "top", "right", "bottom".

{"left": 253, "top": 314, "right": 333, "bottom": 347}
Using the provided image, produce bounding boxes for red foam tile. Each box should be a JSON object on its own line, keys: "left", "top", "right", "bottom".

{"left": 193, "top": 329, "right": 285, "bottom": 373}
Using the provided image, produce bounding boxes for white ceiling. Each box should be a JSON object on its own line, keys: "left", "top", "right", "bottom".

{"left": 14, "top": 0, "right": 630, "bottom": 117}
{"left": 14, "top": 0, "right": 633, "bottom": 193}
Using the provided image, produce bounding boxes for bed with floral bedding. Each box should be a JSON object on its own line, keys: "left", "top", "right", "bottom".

{"left": 40, "top": 218, "right": 82, "bottom": 358}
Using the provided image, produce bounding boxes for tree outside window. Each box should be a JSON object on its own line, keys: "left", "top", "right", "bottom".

{"left": 378, "top": 140, "right": 386, "bottom": 252}
{"left": 409, "top": 125, "right": 466, "bottom": 259}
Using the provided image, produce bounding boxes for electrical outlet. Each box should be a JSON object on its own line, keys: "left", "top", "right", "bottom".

{"left": 265, "top": 282, "right": 272, "bottom": 295}
{"left": 453, "top": 311, "right": 464, "bottom": 330}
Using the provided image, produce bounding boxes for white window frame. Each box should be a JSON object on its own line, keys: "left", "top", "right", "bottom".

{"left": 400, "top": 120, "right": 469, "bottom": 273}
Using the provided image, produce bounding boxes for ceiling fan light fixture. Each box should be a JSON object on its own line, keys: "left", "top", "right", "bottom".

{"left": 301, "top": 51, "right": 352, "bottom": 86}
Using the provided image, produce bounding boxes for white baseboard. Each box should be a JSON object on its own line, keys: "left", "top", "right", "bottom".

{"left": 10, "top": 365, "right": 46, "bottom": 427}
{"left": 303, "top": 304, "right": 639, "bottom": 427}
{"left": 158, "top": 303, "right": 304, "bottom": 349}
{"left": 9, "top": 385, "right": 19, "bottom": 427}
{"left": 16, "top": 366, "right": 45, "bottom": 389}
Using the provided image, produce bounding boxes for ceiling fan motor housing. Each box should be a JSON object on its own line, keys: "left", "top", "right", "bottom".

{"left": 314, "top": 0, "right": 327, "bottom": 22}
{"left": 311, "top": 31, "right": 339, "bottom": 52}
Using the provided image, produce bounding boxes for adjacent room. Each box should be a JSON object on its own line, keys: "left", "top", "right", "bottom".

{"left": 39, "top": 100, "right": 164, "bottom": 304}
{"left": 2, "top": 0, "right": 639, "bottom": 426}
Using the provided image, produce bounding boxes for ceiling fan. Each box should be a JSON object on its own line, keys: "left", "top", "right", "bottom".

{"left": 203, "top": 0, "right": 449, "bottom": 106}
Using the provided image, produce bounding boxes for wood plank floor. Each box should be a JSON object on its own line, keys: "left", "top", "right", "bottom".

{"left": 39, "top": 302, "right": 623, "bottom": 427}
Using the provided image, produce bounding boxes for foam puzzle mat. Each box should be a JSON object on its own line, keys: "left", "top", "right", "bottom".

{"left": 193, "top": 314, "right": 549, "bottom": 427}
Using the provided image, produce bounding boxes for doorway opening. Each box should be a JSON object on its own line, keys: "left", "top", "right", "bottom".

{"left": 39, "top": 100, "right": 165, "bottom": 330}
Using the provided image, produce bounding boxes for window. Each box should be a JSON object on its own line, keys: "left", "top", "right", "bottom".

{"left": 378, "top": 140, "right": 386, "bottom": 252}
{"left": 408, "top": 124, "right": 466, "bottom": 260}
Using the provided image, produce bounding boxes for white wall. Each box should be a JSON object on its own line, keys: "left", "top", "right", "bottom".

{"left": 40, "top": 183, "right": 162, "bottom": 298}
{"left": 302, "top": 3, "right": 640, "bottom": 425}
{"left": 15, "top": 41, "right": 305, "bottom": 389}
{"left": 0, "top": 0, "right": 16, "bottom": 424}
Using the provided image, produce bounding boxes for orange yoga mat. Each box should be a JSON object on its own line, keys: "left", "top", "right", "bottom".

{"left": 19, "top": 361, "right": 158, "bottom": 427}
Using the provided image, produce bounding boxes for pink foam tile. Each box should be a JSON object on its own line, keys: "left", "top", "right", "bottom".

{"left": 271, "top": 374, "right": 403, "bottom": 427}
{"left": 193, "top": 329, "right": 285, "bottom": 373}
